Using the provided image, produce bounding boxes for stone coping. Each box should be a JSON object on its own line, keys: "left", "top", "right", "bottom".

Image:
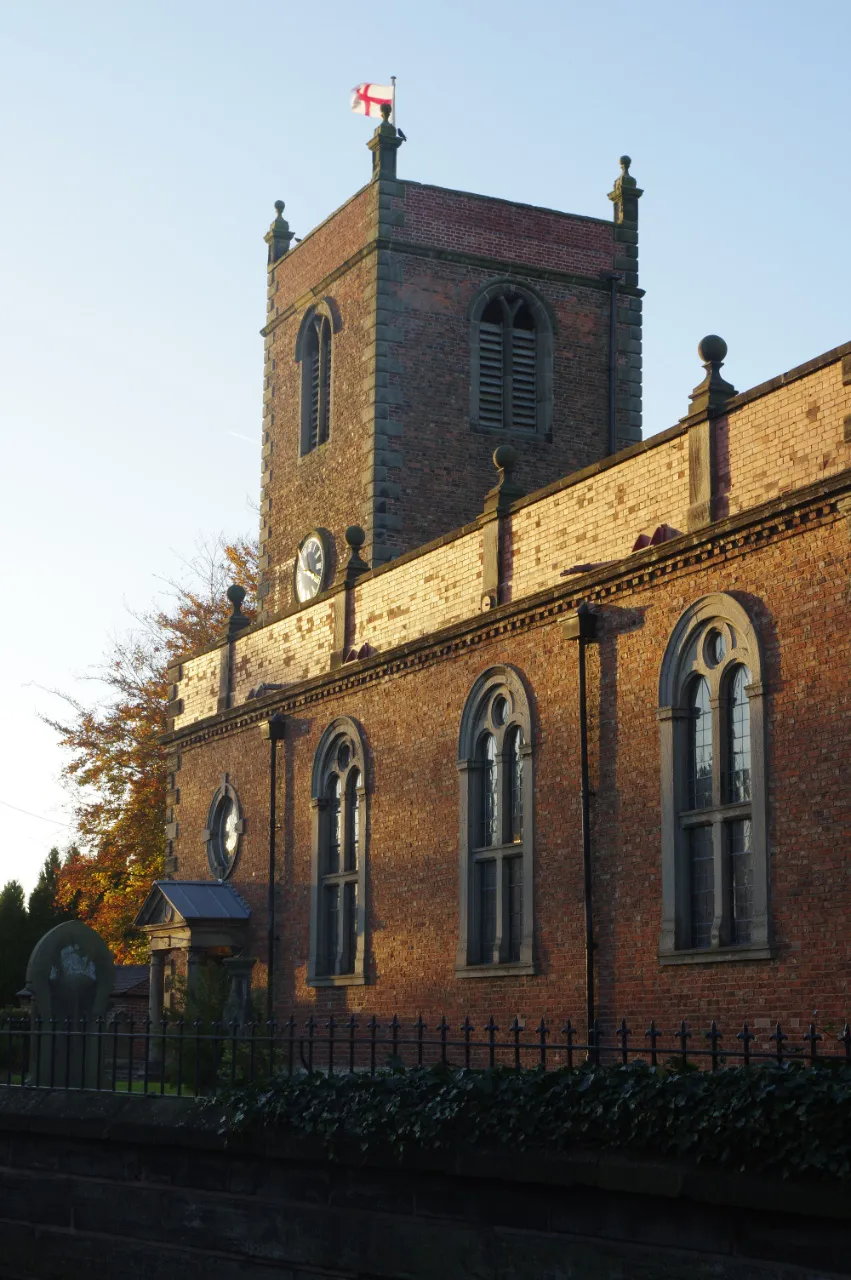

{"left": 0, "top": 1088, "right": 847, "bottom": 1225}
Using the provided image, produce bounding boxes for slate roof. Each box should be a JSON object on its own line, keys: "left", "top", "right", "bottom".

{"left": 147, "top": 880, "right": 251, "bottom": 923}
{"left": 112, "top": 964, "right": 149, "bottom": 995}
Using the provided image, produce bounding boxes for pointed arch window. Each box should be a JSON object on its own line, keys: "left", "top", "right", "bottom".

{"left": 470, "top": 282, "right": 553, "bottom": 438}
{"left": 457, "top": 667, "right": 534, "bottom": 975}
{"left": 658, "top": 596, "right": 769, "bottom": 962}
{"left": 309, "top": 718, "right": 367, "bottom": 985}
{"left": 295, "top": 300, "right": 339, "bottom": 457}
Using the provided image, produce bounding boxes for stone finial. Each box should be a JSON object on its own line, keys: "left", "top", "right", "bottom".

{"left": 367, "top": 107, "right": 403, "bottom": 181}
{"left": 684, "top": 335, "right": 738, "bottom": 419}
{"left": 608, "top": 155, "right": 643, "bottom": 226}
{"left": 264, "top": 199, "right": 295, "bottom": 265}
{"left": 338, "top": 525, "right": 370, "bottom": 585}
{"left": 225, "top": 583, "right": 251, "bottom": 639}
{"left": 483, "top": 444, "right": 524, "bottom": 516}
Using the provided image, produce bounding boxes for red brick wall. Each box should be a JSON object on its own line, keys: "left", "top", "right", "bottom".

{"left": 172, "top": 502, "right": 851, "bottom": 1033}
{"left": 377, "top": 253, "right": 616, "bottom": 558}
{"left": 261, "top": 249, "right": 377, "bottom": 615}
{"left": 395, "top": 183, "right": 615, "bottom": 276}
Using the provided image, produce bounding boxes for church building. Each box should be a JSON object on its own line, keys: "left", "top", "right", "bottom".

{"left": 136, "top": 107, "right": 851, "bottom": 1038}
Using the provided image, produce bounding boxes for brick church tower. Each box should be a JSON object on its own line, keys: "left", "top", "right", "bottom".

{"left": 257, "top": 111, "right": 643, "bottom": 617}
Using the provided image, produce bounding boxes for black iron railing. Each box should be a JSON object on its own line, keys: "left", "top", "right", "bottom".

{"left": 2, "top": 1013, "right": 851, "bottom": 1096}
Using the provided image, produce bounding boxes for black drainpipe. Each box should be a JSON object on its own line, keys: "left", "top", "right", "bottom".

{"left": 563, "top": 604, "right": 598, "bottom": 1033}
{"left": 260, "top": 712, "right": 287, "bottom": 1024}
{"left": 601, "top": 270, "right": 620, "bottom": 456}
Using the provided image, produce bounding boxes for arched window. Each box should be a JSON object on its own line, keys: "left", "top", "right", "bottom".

{"left": 658, "top": 595, "right": 769, "bottom": 961}
{"left": 309, "top": 718, "right": 367, "bottom": 985}
{"left": 295, "top": 300, "right": 339, "bottom": 456}
{"left": 470, "top": 281, "right": 553, "bottom": 437}
{"left": 457, "top": 667, "right": 534, "bottom": 974}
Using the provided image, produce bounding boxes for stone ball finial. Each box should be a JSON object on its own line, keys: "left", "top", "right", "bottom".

{"left": 274, "top": 200, "right": 285, "bottom": 216}
{"left": 227, "top": 583, "right": 247, "bottom": 610}
{"left": 493, "top": 444, "right": 518, "bottom": 474}
{"left": 698, "top": 334, "right": 727, "bottom": 365}
{"left": 380, "top": 102, "right": 392, "bottom": 122}
{"left": 345, "top": 525, "right": 366, "bottom": 550}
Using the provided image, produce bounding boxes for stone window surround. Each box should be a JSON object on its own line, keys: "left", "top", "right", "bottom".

{"left": 294, "top": 297, "right": 341, "bottom": 458}
{"left": 658, "top": 593, "right": 770, "bottom": 965}
{"left": 202, "top": 773, "right": 245, "bottom": 882}
{"left": 308, "top": 715, "right": 368, "bottom": 987}
{"left": 468, "top": 278, "right": 555, "bottom": 441}
{"left": 456, "top": 664, "right": 535, "bottom": 978}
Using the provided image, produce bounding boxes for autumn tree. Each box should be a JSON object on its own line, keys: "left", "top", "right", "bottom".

{"left": 47, "top": 537, "right": 257, "bottom": 961}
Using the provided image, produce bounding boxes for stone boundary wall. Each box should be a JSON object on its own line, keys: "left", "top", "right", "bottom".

{"left": 173, "top": 346, "right": 851, "bottom": 731}
{"left": 1, "top": 1090, "right": 849, "bottom": 1280}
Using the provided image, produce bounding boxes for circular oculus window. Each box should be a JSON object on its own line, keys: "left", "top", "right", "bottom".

{"left": 204, "top": 783, "right": 244, "bottom": 880}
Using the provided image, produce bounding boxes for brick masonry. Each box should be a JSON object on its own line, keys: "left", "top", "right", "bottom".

{"left": 164, "top": 338, "right": 851, "bottom": 1033}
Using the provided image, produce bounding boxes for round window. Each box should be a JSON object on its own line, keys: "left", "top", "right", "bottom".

{"left": 206, "top": 785, "right": 242, "bottom": 879}
{"left": 492, "top": 695, "right": 509, "bottom": 726}
{"left": 704, "top": 628, "right": 727, "bottom": 667}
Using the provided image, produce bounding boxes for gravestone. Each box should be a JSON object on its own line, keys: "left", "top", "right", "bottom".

{"left": 26, "top": 920, "right": 114, "bottom": 1087}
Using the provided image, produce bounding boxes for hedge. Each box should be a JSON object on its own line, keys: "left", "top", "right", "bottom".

{"left": 214, "top": 1060, "right": 851, "bottom": 1182}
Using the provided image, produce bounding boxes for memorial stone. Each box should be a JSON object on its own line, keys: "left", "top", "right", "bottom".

{"left": 26, "top": 920, "right": 114, "bottom": 1087}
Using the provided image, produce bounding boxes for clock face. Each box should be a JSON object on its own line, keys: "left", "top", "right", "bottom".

{"left": 295, "top": 533, "right": 326, "bottom": 602}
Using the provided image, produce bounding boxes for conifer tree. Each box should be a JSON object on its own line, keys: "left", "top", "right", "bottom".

{"left": 0, "top": 881, "right": 29, "bottom": 1006}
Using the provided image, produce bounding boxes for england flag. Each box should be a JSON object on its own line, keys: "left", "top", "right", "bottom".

{"left": 350, "top": 83, "right": 393, "bottom": 118}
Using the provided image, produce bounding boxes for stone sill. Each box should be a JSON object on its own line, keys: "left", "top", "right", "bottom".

{"left": 455, "top": 962, "right": 536, "bottom": 980}
{"left": 658, "top": 945, "right": 773, "bottom": 966}
{"left": 469, "top": 421, "right": 553, "bottom": 443}
{"left": 307, "top": 973, "right": 367, "bottom": 988}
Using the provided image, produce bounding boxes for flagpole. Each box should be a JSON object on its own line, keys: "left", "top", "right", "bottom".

{"left": 391, "top": 75, "right": 396, "bottom": 125}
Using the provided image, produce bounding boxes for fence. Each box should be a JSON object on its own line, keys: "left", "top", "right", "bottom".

{"left": 2, "top": 1013, "right": 851, "bottom": 1097}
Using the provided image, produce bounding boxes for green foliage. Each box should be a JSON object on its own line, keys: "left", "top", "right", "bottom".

{"left": 214, "top": 1060, "right": 851, "bottom": 1182}
{"left": 27, "top": 849, "right": 73, "bottom": 940}
{"left": 0, "top": 1007, "right": 30, "bottom": 1074}
{"left": 0, "top": 849, "right": 75, "bottom": 1006}
{"left": 164, "top": 962, "right": 268, "bottom": 1090}
{"left": 0, "top": 882, "right": 29, "bottom": 1007}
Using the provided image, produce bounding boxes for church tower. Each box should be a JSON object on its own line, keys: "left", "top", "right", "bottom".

{"left": 257, "top": 112, "right": 643, "bottom": 617}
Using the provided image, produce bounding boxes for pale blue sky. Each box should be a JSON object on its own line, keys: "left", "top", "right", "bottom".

{"left": 1, "top": 0, "right": 847, "bottom": 895}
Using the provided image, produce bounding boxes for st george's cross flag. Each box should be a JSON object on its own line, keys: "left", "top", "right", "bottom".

{"left": 350, "top": 83, "right": 393, "bottom": 118}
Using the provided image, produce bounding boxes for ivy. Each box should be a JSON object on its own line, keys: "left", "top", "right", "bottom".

{"left": 212, "top": 1060, "right": 851, "bottom": 1181}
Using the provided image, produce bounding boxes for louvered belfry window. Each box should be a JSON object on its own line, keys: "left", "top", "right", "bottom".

{"left": 478, "top": 296, "right": 538, "bottom": 432}
{"left": 301, "top": 314, "right": 331, "bottom": 454}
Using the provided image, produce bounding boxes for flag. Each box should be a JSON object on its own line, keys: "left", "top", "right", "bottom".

{"left": 350, "top": 83, "right": 393, "bottom": 118}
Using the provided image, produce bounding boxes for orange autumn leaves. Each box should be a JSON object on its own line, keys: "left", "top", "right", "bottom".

{"left": 48, "top": 539, "right": 257, "bottom": 961}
